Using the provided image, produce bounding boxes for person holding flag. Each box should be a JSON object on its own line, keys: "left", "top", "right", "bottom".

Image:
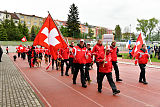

{"left": 135, "top": 44, "right": 149, "bottom": 84}
{"left": 96, "top": 45, "right": 120, "bottom": 95}
{"left": 33, "top": 12, "right": 67, "bottom": 70}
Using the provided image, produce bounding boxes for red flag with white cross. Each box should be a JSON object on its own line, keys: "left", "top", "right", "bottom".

{"left": 21, "top": 36, "right": 27, "bottom": 42}
{"left": 33, "top": 14, "right": 67, "bottom": 60}
{"left": 131, "top": 33, "right": 143, "bottom": 59}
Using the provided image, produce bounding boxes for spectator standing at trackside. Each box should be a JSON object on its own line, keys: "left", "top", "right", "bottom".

{"left": 149, "top": 47, "right": 154, "bottom": 58}
{"left": 6, "top": 46, "right": 8, "bottom": 54}
{"left": 110, "top": 41, "right": 122, "bottom": 82}
{"left": 154, "top": 46, "right": 159, "bottom": 58}
{"left": 135, "top": 44, "right": 149, "bottom": 84}
{"left": 158, "top": 46, "right": 160, "bottom": 60}
{"left": 0, "top": 45, "right": 3, "bottom": 62}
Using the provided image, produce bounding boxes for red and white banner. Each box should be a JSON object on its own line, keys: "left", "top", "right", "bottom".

{"left": 21, "top": 36, "right": 27, "bottom": 42}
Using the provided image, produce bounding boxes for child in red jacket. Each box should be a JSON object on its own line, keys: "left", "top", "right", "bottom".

{"left": 97, "top": 46, "right": 120, "bottom": 95}
{"left": 135, "top": 44, "right": 149, "bottom": 84}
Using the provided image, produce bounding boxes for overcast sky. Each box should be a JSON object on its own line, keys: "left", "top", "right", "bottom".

{"left": 0, "top": 0, "right": 160, "bottom": 33}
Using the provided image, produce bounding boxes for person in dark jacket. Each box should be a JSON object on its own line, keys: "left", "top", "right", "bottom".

{"left": 0, "top": 45, "right": 3, "bottom": 62}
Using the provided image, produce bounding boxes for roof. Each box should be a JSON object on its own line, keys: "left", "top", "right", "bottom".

{"left": 16, "top": 13, "right": 44, "bottom": 19}
{"left": 10, "top": 13, "right": 19, "bottom": 20}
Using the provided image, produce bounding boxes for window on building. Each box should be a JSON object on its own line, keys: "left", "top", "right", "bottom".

{"left": 34, "top": 22, "right": 37, "bottom": 25}
{"left": 27, "top": 16, "right": 30, "bottom": 19}
{"left": 28, "top": 21, "right": 31, "bottom": 24}
{"left": 21, "top": 21, "right": 24, "bottom": 24}
{"left": 6, "top": 14, "right": 9, "bottom": 18}
{"left": 21, "top": 16, "right": 24, "bottom": 19}
{"left": 34, "top": 17, "right": 37, "bottom": 20}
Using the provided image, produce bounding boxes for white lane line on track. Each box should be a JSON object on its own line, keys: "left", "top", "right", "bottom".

{"left": 8, "top": 55, "right": 52, "bottom": 107}
{"left": 42, "top": 68, "right": 154, "bottom": 107}
{"left": 91, "top": 82, "right": 154, "bottom": 107}
{"left": 39, "top": 69, "right": 104, "bottom": 107}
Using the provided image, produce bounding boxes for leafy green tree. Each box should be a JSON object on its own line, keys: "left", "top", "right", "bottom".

{"left": 148, "top": 18, "right": 158, "bottom": 41}
{"left": 114, "top": 25, "right": 122, "bottom": 41}
{"left": 66, "top": 3, "right": 80, "bottom": 38}
{"left": 0, "top": 24, "right": 8, "bottom": 41}
{"left": 136, "top": 19, "right": 148, "bottom": 38}
{"left": 31, "top": 26, "right": 36, "bottom": 41}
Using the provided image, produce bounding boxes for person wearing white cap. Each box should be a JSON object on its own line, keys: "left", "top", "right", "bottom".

{"left": 72, "top": 39, "right": 87, "bottom": 88}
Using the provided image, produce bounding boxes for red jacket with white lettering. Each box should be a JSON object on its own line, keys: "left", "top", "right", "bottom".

{"left": 72, "top": 44, "right": 87, "bottom": 64}
{"left": 110, "top": 46, "right": 118, "bottom": 62}
{"left": 18, "top": 45, "right": 24, "bottom": 53}
{"left": 92, "top": 44, "right": 104, "bottom": 61}
{"left": 96, "top": 50, "right": 112, "bottom": 73}
{"left": 59, "top": 47, "right": 69, "bottom": 59}
{"left": 69, "top": 45, "right": 74, "bottom": 58}
{"left": 86, "top": 48, "right": 92, "bottom": 63}
{"left": 135, "top": 49, "right": 149, "bottom": 65}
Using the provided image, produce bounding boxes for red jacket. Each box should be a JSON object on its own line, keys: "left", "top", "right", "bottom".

{"left": 86, "top": 49, "right": 92, "bottom": 63}
{"left": 60, "top": 47, "right": 69, "bottom": 59}
{"left": 69, "top": 45, "right": 74, "bottom": 58}
{"left": 97, "top": 50, "right": 112, "bottom": 73}
{"left": 18, "top": 45, "right": 24, "bottom": 53}
{"left": 135, "top": 49, "right": 149, "bottom": 64}
{"left": 110, "top": 46, "right": 117, "bottom": 62}
{"left": 39, "top": 47, "right": 44, "bottom": 53}
{"left": 72, "top": 45, "right": 87, "bottom": 64}
{"left": 45, "top": 49, "right": 49, "bottom": 55}
{"left": 92, "top": 44, "right": 104, "bottom": 61}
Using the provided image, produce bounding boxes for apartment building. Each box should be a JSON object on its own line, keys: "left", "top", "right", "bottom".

{"left": 16, "top": 13, "right": 43, "bottom": 31}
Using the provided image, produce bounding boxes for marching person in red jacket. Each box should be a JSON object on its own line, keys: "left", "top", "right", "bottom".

{"left": 59, "top": 47, "right": 70, "bottom": 76}
{"left": 69, "top": 42, "right": 75, "bottom": 74}
{"left": 85, "top": 43, "right": 92, "bottom": 84}
{"left": 97, "top": 46, "right": 120, "bottom": 95}
{"left": 72, "top": 39, "right": 88, "bottom": 88}
{"left": 6, "top": 46, "right": 9, "bottom": 54}
{"left": 92, "top": 39, "right": 104, "bottom": 83}
{"left": 135, "top": 44, "right": 149, "bottom": 84}
{"left": 110, "top": 41, "right": 122, "bottom": 82}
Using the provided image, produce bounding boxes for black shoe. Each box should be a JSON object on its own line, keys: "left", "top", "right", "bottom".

{"left": 113, "top": 90, "right": 120, "bottom": 95}
{"left": 98, "top": 89, "right": 102, "bottom": 93}
{"left": 56, "top": 68, "right": 58, "bottom": 70}
{"left": 143, "top": 81, "right": 148, "bottom": 84}
{"left": 65, "top": 74, "right": 69, "bottom": 76}
{"left": 116, "top": 79, "right": 122, "bottom": 82}
{"left": 73, "top": 81, "right": 76, "bottom": 84}
{"left": 61, "top": 73, "right": 63, "bottom": 76}
{"left": 82, "top": 84, "right": 87, "bottom": 88}
{"left": 139, "top": 80, "right": 143, "bottom": 83}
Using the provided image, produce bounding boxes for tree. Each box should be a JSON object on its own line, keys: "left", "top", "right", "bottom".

{"left": 31, "top": 26, "right": 36, "bottom": 41}
{"left": 114, "top": 25, "right": 122, "bottom": 41}
{"left": 148, "top": 18, "right": 158, "bottom": 41}
{"left": 66, "top": 3, "right": 80, "bottom": 38}
{"left": 136, "top": 19, "right": 148, "bottom": 38}
{"left": 0, "top": 24, "right": 8, "bottom": 41}
{"left": 22, "top": 22, "right": 29, "bottom": 40}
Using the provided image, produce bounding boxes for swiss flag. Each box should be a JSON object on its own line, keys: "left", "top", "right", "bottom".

{"left": 131, "top": 33, "right": 143, "bottom": 59}
{"left": 21, "top": 36, "right": 27, "bottom": 42}
{"left": 33, "top": 14, "right": 67, "bottom": 60}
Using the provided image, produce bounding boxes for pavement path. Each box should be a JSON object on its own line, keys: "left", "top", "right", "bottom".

{"left": 0, "top": 54, "right": 44, "bottom": 107}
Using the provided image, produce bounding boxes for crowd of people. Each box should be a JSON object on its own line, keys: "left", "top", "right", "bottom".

{"left": 0, "top": 39, "right": 151, "bottom": 96}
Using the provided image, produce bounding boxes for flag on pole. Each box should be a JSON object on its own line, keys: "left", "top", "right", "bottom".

{"left": 131, "top": 33, "right": 143, "bottom": 59}
{"left": 21, "top": 36, "right": 27, "bottom": 42}
{"left": 126, "top": 40, "right": 131, "bottom": 49}
{"left": 33, "top": 13, "right": 67, "bottom": 60}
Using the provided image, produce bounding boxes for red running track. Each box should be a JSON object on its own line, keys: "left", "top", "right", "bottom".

{"left": 8, "top": 53, "right": 160, "bottom": 107}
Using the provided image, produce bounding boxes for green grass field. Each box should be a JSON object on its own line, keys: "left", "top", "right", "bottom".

{"left": 0, "top": 41, "right": 33, "bottom": 46}
{"left": 120, "top": 53, "right": 160, "bottom": 62}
